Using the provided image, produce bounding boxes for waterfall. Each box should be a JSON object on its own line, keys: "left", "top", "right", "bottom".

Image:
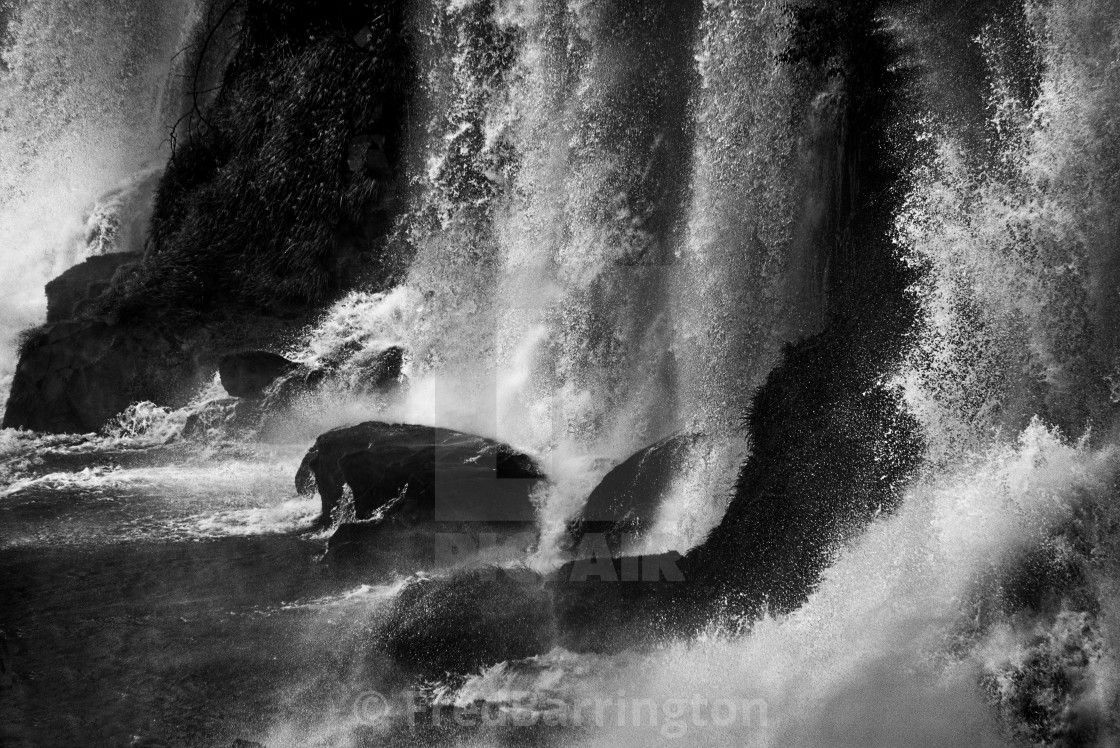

{"left": 4, "top": 0, "right": 1120, "bottom": 745}
{"left": 0, "top": 0, "right": 214, "bottom": 395}
{"left": 283, "top": 0, "right": 1120, "bottom": 742}
{"left": 434, "top": 2, "right": 1120, "bottom": 745}
{"left": 298, "top": 0, "right": 842, "bottom": 556}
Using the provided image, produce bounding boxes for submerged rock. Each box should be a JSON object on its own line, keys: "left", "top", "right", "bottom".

{"left": 296, "top": 420, "right": 544, "bottom": 527}
{"left": 218, "top": 351, "right": 298, "bottom": 399}
{"left": 254, "top": 346, "right": 407, "bottom": 441}
{"left": 377, "top": 569, "right": 553, "bottom": 678}
{"left": 180, "top": 397, "right": 263, "bottom": 440}
{"left": 352, "top": 344, "right": 405, "bottom": 392}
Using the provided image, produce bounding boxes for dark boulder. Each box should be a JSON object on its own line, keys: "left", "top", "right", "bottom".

{"left": 295, "top": 421, "right": 543, "bottom": 526}
{"left": 3, "top": 320, "right": 203, "bottom": 434}
{"left": 545, "top": 552, "right": 688, "bottom": 653}
{"left": 258, "top": 365, "right": 328, "bottom": 411}
{"left": 45, "top": 252, "right": 140, "bottom": 323}
{"left": 568, "top": 432, "right": 702, "bottom": 550}
{"left": 218, "top": 351, "right": 298, "bottom": 399}
{"left": 681, "top": 329, "right": 924, "bottom": 620}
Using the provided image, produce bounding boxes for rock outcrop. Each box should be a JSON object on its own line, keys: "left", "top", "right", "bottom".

{"left": 3, "top": 320, "right": 200, "bottom": 434}
{"left": 103, "top": 1, "right": 412, "bottom": 321}
{"left": 5, "top": 1, "right": 414, "bottom": 437}
{"left": 260, "top": 344, "right": 405, "bottom": 414}
{"left": 45, "top": 253, "right": 141, "bottom": 323}
{"left": 3, "top": 315, "right": 303, "bottom": 434}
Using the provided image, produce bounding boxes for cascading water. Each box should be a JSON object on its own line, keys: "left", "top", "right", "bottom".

{"left": 422, "top": 3, "right": 1120, "bottom": 746}
{"left": 295, "top": 0, "right": 842, "bottom": 557}
{"left": 3, "top": 0, "right": 1120, "bottom": 746}
{"left": 0, "top": 0, "right": 218, "bottom": 393}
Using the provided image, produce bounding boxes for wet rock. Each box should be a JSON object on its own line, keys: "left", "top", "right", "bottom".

{"left": 45, "top": 252, "right": 140, "bottom": 323}
{"left": 3, "top": 315, "right": 304, "bottom": 435}
{"left": 568, "top": 432, "right": 702, "bottom": 550}
{"left": 377, "top": 569, "right": 553, "bottom": 678}
{"left": 353, "top": 344, "right": 404, "bottom": 391}
{"left": 545, "top": 552, "right": 689, "bottom": 653}
{"left": 295, "top": 421, "right": 543, "bottom": 526}
{"left": 2, "top": 320, "right": 203, "bottom": 434}
{"left": 218, "top": 351, "right": 298, "bottom": 399}
{"left": 257, "top": 346, "right": 405, "bottom": 424}
{"left": 258, "top": 365, "right": 328, "bottom": 414}
{"left": 347, "top": 134, "right": 392, "bottom": 178}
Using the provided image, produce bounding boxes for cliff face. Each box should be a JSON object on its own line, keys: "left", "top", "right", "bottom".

{"left": 44, "top": 254, "right": 140, "bottom": 324}
{"left": 105, "top": 0, "right": 414, "bottom": 321}
{"left": 3, "top": 0, "right": 414, "bottom": 434}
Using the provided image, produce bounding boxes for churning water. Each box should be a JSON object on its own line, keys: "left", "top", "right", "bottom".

{"left": 3, "top": 0, "right": 1120, "bottom": 746}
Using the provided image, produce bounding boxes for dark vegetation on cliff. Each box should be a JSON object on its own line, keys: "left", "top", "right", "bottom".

{"left": 102, "top": 0, "right": 414, "bottom": 322}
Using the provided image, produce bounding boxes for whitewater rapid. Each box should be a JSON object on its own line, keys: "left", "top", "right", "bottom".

{"left": 3, "top": 0, "right": 1120, "bottom": 746}
{"left": 268, "top": 0, "right": 1120, "bottom": 744}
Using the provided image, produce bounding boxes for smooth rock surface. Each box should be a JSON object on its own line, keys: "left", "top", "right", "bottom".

{"left": 295, "top": 421, "right": 544, "bottom": 526}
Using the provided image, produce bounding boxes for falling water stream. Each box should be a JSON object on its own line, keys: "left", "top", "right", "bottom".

{"left": 2, "top": 0, "right": 1120, "bottom": 746}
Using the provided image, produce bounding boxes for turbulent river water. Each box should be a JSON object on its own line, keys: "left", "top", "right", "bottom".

{"left": 3, "top": 0, "right": 1120, "bottom": 746}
